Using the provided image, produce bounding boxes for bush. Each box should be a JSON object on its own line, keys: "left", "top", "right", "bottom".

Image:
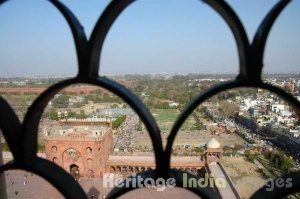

{"left": 112, "top": 115, "right": 126, "bottom": 129}
{"left": 246, "top": 153, "right": 255, "bottom": 163}
{"left": 2, "top": 143, "right": 10, "bottom": 151}
{"left": 136, "top": 120, "right": 143, "bottom": 131}
{"left": 49, "top": 110, "right": 58, "bottom": 120}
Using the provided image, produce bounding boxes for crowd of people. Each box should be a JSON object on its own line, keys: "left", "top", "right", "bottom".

{"left": 113, "top": 111, "right": 139, "bottom": 151}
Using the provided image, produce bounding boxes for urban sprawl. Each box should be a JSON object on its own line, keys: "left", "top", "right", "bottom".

{"left": 0, "top": 73, "right": 300, "bottom": 198}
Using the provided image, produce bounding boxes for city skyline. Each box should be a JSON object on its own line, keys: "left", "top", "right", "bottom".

{"left": 0, "top": 0, "right": 299, "bottom": 77}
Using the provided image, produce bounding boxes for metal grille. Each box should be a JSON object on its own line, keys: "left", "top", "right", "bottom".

{"left": 0, "top": 0, "right": 299, "bottom": 198}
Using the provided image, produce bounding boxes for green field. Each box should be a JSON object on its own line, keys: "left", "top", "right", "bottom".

{"left": 150, "top": 109, "right": 196, "bottom": 131}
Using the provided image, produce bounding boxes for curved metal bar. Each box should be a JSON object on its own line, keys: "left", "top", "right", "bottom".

{"left": 250, "top": 171, "right": 300, "bottom": 199}
{"left": 0, "top": 0, "right": 7, "bottom": 6}
{"left": 29, "top": 157, "right": 88, "bottom": 199}
{"left": 203, "top": 0, "right": 250, "bottom": 80}
{"left": 251, "top": 0, "right": 291, "bottom": 79}
{"left": 0, "top": 97, "right": 22, "bottom": 163}
{"left": 166, "top": 80, "right": 239, "bottom": 164}
{"left": 0, "top": 161, "right": 15, "bottom": 173}
{"left": 49, "top": 0, "right": 89, "bottom": 76}
{"left": 0, "top": 157, "right": 87, "bottom": 199}
{"left": 22, "top": 76, "right": 164, "bottom": 174}
{"left": 261, "top": 82, "right": 300, "bottom": 117}
{"left": 94, "top": 76, "right": 164, "bottom": 168}
{"left": 88, "top": 0, "right": 134, "bottom": 76}
{"left": 166, "top": 80, "right": 300, "bottom": 167}
{"left": 22, "top": 79, "right": 78, "bottom": 161}
{"left": 1, "top": 1, "right": 300, "bottom": 198}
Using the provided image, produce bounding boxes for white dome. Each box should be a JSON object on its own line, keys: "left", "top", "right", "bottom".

{"left": 206, "top": 138, "right": 220, "bottom": 149}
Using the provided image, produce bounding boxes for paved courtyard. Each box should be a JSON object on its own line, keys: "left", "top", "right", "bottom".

{"left": 4, "top": 170, "right": 200, "bottom": 199}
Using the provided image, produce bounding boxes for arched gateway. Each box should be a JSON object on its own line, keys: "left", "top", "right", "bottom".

{"left": 44, "top": 118, "right": 113, "bottom": 178}
{"left": 45, "top": 119, "right": 223, "bottom": 180}
{"left": 70, "top": 164, "right": 80, "bottom": 181}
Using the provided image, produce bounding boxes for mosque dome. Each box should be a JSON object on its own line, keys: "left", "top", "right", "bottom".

{"left": 206, "top": 138, "right": 220, "bottom": 149}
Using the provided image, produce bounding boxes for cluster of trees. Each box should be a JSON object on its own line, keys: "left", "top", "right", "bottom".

{"left": 145, "top": 99, "right": 172, "bottom": 109}
{"left": 135, "top": 77, "right": 195, "bottom": 105}
{"left": 84, "top": 94, "right": 123, "bottom": 104}
{"left": 112, "top": 115, "right": 126, "bottom": 129}
{"left": 133, "top": 77, "right": 260, "bottom": 110}
{"left": 217, "top": 100, "right": 239, "bottom": 119}
{"left": 47, "top": 110, "right": 88, "bottom": 120}
{"left": 191, "top": 112, "right": 205, "bottom": 130}
{"left": 52, "top": 94, "right": 70, "bottom": 108}
{"left": 50, "top": 93, "right": 126, "bottom": 109}
{"left": 211, "top": 88, "right": 257, "bottom": 102}
{"left": 200, "top": 107, "right": 214, "bottom": 121}
{"left": 245, "top": 150, "right": 257, "bottom": 163}
{"left": 264, "top": 151, "right": 295, "bottom": 173}
{"left": 72, "top": 101, "right": 86, "bottom": 108}
{"left": 49, "top": 111, "right": 59, "bottom": 120}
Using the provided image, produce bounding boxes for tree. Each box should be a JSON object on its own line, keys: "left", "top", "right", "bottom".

{"left": 194, "top": 120, "right": 205, "bottom": 130}
{"left": 136, "top": 120, "right": 143, "bottom": 131}
{"left": 245, "top": 150, "right": 256, "bottom": 163}
{"left": 67, "top": 111, "right": 76, "bottom": 118}
{"left": 198, "top": 106, "right": 207, "bottom": 114}
{"left": 52, "top": 94, "right": 70, "bottom": 108}
{"left": 112, "top": 115, "right": 126, "bottom": 129}
{"left": 49, "top": 110, "right": 58, "bottom": 120}
{"left": 72, "top": 101, "right": 85, "bottom": 108}
{"left": 265, "top": 151, "right": 295, "bottom": 173}
{"left": 77, "top": 111, "right": 88, "bottom": 119}
{"left": 110, "top": 104, "right": 119, "bottom": 108}
{"left": 218, "top": 100, "right": 239, "bottom": 118}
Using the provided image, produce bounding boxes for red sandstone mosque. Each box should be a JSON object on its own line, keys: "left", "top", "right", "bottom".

{"left": 44, "top": 118, "right": 223, "bottom": 179}
{"left": 44, "top": 118, "right": 241, "bottom": 198}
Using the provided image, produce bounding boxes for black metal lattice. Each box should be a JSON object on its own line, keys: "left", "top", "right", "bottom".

{"left": 0, "top": 0, "right": 299, "bottom": 198}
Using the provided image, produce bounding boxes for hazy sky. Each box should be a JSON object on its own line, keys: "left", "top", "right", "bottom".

{"left": 0, "top": 0, "right": 299, "bottom": 77}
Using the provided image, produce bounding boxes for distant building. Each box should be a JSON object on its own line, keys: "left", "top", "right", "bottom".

{"left": 272, "top": 104, "right": 286, "bottom": 113}
{"left": 12, "top": 81, "right": 27, "bottom": 86}
{"left": 289, "top": 129, "right": 300, "bottom": 139}
{"left": 169, "top": 102, "right": 179, "bottom": 108}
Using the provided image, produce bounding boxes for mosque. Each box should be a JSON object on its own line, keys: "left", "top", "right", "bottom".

{"left": 45, "top": 118, "right": 222, "bottom": 178}
{"left": 44, "top": 118, "right": 241, "bottom": 198}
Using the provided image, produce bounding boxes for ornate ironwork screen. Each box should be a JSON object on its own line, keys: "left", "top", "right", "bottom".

{"left": 0, "top": 0, "right": 299, "bottom": 198}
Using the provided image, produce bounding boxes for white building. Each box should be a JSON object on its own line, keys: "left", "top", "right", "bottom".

{"left": 271, "top": 104, "right": 286, "bottom": 113}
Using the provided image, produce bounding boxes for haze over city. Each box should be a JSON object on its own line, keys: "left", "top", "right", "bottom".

{"left": 0, "top": 0, "right": 299, "bottom": 77}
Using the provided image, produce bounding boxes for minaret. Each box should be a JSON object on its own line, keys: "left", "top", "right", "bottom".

{"left": 203, "top": 138, "right": 223, "bottom": 165}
